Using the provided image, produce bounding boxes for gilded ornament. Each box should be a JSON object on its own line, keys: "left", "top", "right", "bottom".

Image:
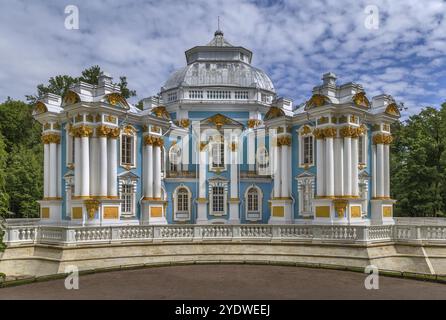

{"left": 385, "top": 103, "right": 400, "bottom": 117}
{"left": 333, "top": 199, "right": 348, "bottom": 218}
{"left": 152, "top": 106, "right": 171, "bottom": 120}
{"left": 41, "top": 133, "right": 61, "bottom": 144}
{"left": 97, "top": 125, "right": 111, "bottom": 137}
{"left": 318, "top": 116, "right": 329, "bottom": 125}
{"left": 71, "top": 125, "right": 93, "bottom": 138}
{"left": 63, "top": 91, "right": 80, "bottom": 105}
{"left": 123, "top": 125, "right": 136, "bottom": 135}
{"left": 106, "top": 93, "right": 129, "bottom": 109}
{"left": 313, "top": 128, "right": 325, "bottom": 140}
{"left": 209, "top": 114, "right": 230, "bottom": 129}
{"left": 108, "top": 127, "right": 121, "bottom": 139}
{"left": 264, "top": 106, "right": 285, "bottom": 121}
{"left": 322, "top": 127, "right": 337, "bottom": 138}
{"left": 276, "top": 135, "right": 292, "bottom": 147}
{"left": 373, "top": 133, "right": 393, "bottom": 145}
{"left": 352, "top": 92, "right": 370, "bottom": 108}
{"left": 84, "top": 199, "right": 100, "bottom": 220}
{"left": 300, "top": 125, "right": 312, "bottom": 135}
{"left": 34, "top": 102, "right": 47, "bottom": 114}
{"left": 176, "top": 119, "right": 191, "bottom": 128}
{"left": 247, "top": 119, "right": 262, "bottom": 129}
{"left": 305, "top": 94, "right": 329, "bottom": 109}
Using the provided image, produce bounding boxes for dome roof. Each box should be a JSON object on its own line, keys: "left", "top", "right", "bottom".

{"left": 162, "top": 61, "right": 275, "bottom": 92}
{"left": 161, "top": 30, "right": 275, "bottom": 93}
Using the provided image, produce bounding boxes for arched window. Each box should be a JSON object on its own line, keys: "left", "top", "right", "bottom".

{"left": 256, "top": 146, "right": 269, "bottom": 175}
{"left": 120, "top": 126, "right": 137, "bottom": 168}
{"left": 299, "top": 125, "right": 314, "bottom": 167}
{"left": 169, "top": 144, "right": 181, "bottom": 172}
{"left": 210, "top": 141, "right": 225, "bottom": 170}
{"left": 245, "top": 186, "right": 263, "bottom": 221}
{"left": 173, "top": 185, "right": 191, "bottom": 221}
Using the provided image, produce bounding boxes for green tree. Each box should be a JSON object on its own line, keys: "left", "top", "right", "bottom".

{"left": 5, "top": 144, "right": 43, "bottom": 218}
{"left": 0, "top": 133, "right": 9, "bottom": 218}
{"left": 391, "top": 104, "right": 446, "bottom": 217}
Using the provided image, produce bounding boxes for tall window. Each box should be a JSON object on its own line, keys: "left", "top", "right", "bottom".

{"left": 169, "top": 145, "right": 181, "bottom": 172}
{"left": 211, "top": 142, "right": 225, "bottom": 169}
{"left": 121, "top": 134, "right": 134, "bottom": 166}
{"left": 247, "top": 188, "right": 259, "bottom": 212}
{"left": 212, "top": 186, "right": 225, "bottom": 214}
{"left": 303, "top": 136, "right": 313, "bottom": 165}
{"left": 121, "top": 184, "right": 134, "bottom": 215}
{"left": 299, "top": 126, "right": 314, "bottom": 168}
{"left": 257, "top": 147, "right": 269, "bottom": 174}
{"left": 358, "top": 137, "right": 364, "bottom": 164}
{"left": 177, "top": 188, "right": 189, "bottom": 213}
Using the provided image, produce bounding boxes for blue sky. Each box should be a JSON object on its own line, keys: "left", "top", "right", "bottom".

{"left": 0, "top": 0, "right": 445, "bottom": 117}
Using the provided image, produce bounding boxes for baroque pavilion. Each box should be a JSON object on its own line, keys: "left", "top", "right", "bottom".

{"left": 33, "top": 29, "right": 400, "bottom": 226}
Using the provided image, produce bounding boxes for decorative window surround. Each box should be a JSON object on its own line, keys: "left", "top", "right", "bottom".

{"left": 209, "top": 140, "right": 226, "bottom": 172}
{"left": 173, "top": 184, "right": 192, "bottom": 221}
{"left": 118, "top": 172, "right": 139, "bottom": 218}
{"left": 296, "top": 172, "right": 315, "bottom": 217}
{"left": 298, "top": 126, "right": 315, "bottom": 168}
{"left": 120, "top": 126, "right": 137, "bottom": 169}
{"left": 256, "top": 146, "right": 270, "bottom": 175}
{"left": 208, "top": 177, "right": 228, "bottom": 216}
{"left": 245, "top": 185, "right": 263, "bottom": 221}
{"left": 169, "top": 144, "right": 182, "bottom": 173}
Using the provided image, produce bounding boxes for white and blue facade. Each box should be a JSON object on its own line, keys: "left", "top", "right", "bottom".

{"left": 34, "top": 30, "right": 400, "bottom": 226}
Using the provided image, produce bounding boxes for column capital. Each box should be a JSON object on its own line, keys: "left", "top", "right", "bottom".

{"left": 340, "top": 125, "right": 366, "bottom": 139}
{"left": 70, "top": 125, "right": 93, "bottom": 138}
{"left": 276, "top": 135, "right": 292, "bottom": 146}
{"left": 144, "top": 135, "right": 164, "bottom": 146}
{"left": 41, "top": 133, "right": 61, "bottom": 144}
{"left": 373, "top": 133, "right": 393, "bottom": 145}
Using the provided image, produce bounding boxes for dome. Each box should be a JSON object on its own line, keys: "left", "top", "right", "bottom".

{"left": 162, "top": 62, "right": 275, "bottom": 92}
{"left": 161, "top": 30, "right": 275, "bottom": 93}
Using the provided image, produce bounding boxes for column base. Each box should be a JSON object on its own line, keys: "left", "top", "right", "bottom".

{"left": 371, "top": 198, "right": 396, "bottom": 225}
{"left": 268, "top": 198, "right": 293, "bottom": 224}
{"left": 38, "top": 199, "right": 62, "bottom": 223}
{"left": 196, "top": 200, "right": 208, "bottom": 224}
{"left": 141, "top": 199, "right": 167, "bottom": 225}
{"left": 228, "top": 200, "right": 240, "bottom": 224}
{"left": 313, "top": 197, "right": 369, "bottom": 225}
{"left": 69, "top": 198, "right": 123, "bottom": 226}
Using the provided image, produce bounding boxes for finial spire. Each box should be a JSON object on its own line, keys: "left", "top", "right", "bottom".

{"left": 215, "top": 16, "right": 223, "bottom": 37}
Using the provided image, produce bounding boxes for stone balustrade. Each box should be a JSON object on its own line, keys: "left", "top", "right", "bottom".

{"left": 4, "top": 223, "right": 446, "bottom": 246}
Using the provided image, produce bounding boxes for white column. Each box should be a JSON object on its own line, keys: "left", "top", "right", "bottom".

{"left": 107, "top": 137, "right": 118, "bottom": 197}
{"left": 199, "top": 147, "right": 207, "bottom": 199}
{"left": 343, "top": 137, "right": 352, "bottom": 196}
{"left": 334, "top": 137, "right": 344, "bottom": 196}
{"left": 372, "top": 145, "right": 377, "bottom": 198}
{"left": 325, "top": 137, "right": 334, "bottom": 197}
{"left": 280, "top": 144, "right": 289, "bottom": 198}
{"left": 181, "top": 135, "right": 189, "bottom": 171}
{"left": 273, "top": 143, "right": 281, "bottom": 198}
{"left": 144, "top": 142, "right": 154, "bottom": 198}
{"left": 80, "top": 136, "right": 90, "bottom": 197}
{"left": 230, "top": 148, "right": 238, "bottom": 198}
{"left": 316, "top": 138, "right": 325, "bottom": 196}
{"left": 57, "top": 142, "right": 61, "bottom": 198}
{"left": 351, "top": 137, "right": 359, "bottom": 197}
{"left": 248, "top": 131, "right": 255, "bottom": 171}
{"left": 376, "top": 143, "right": 384, "bottom": 197}
{"left": 74, "top": 137, "right": 81, "bottom": 197}
{"left": 49, "top": 142, "right": 58, "bottom": 198}
{"left": 99, "top": 136, "right": 108, "bottom": 197}
{"left": 383, "top": 144, "right": 390, "bottom": 197}
{"left": 90, "top": 136, "right": 98, "bottom": 196}
{"left": 43, "top": 143, "right": 50, "bottom": 198}
{"left": 153, "top": 145, "right": 161, "bottom": 199}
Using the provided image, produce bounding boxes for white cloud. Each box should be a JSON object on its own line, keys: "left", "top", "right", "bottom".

{"left": 0, "top": 0, "right": 444, "bottom": 115}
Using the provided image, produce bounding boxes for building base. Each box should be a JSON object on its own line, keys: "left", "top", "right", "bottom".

{"left": 196, "top": 200, "right": 208, "bottom": 224}
{"left": 313, "top": 197, "right": 369, "bottom": 225}
{"left": 371, "top": 199, "right": 396, "bottom": 225}
{"left": 228, "top": 200, "right": 241, "bottom": 224}
{"left": 38, "top": 199, "right": 62, "bottom": 223}
{"left": 268, "top": 198, "right": 293, "bottom": 224}
{"left": 141, "top": 199, "right": 167, "bottom": 225}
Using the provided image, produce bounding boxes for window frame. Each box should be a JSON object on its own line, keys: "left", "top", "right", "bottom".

{"left": 120, "top": 182, "right": 136, "bottom": 217}
{"left": 245, "top": 185, "right": 263, "bottom": 221}
{"left": 120, "top": 128, "right": 137, "bottom": 169}
{"left": 298, "top": 126, "right": 315, "bottom": 168}
{"left": 173, "top": 185, "right": 191, "bottom": 221}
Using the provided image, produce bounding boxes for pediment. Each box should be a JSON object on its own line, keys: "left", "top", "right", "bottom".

{"left": 200, "top": 113, "right": 243, "bottom": 129}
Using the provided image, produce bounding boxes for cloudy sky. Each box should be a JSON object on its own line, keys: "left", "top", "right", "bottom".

{"left": 0, "top": 0, "right": 445, "bottom": 116}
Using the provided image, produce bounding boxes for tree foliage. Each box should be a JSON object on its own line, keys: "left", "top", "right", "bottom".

{"left": 391, "top": 103, "right": 446, "bottom": 217}
{"left": 26, "top": 65, "right": 137, "bottom": 103}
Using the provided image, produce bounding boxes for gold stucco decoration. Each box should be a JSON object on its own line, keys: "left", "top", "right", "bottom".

{"left": 385, "top": 103, "right": 401, "bottom": 117}
{"left": 41, "top": 133, "right": 61, "bottom": 144}
{"left": 352, "top": 92, "right": 370, "bottom": 108}
{"left": 84, "top": 199, "right": 100, "bottom": 220}
{"left": 264, "top": 106, "right": 285, "bottom": 121}
{"left": 305, "top": 94, "right": 329, "bottom": 109}
{"left": 247, "top": 119, "right": 262, "bottom": 129}
{"left": 373, "top": 133, "right": 393, "bottom": 145}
